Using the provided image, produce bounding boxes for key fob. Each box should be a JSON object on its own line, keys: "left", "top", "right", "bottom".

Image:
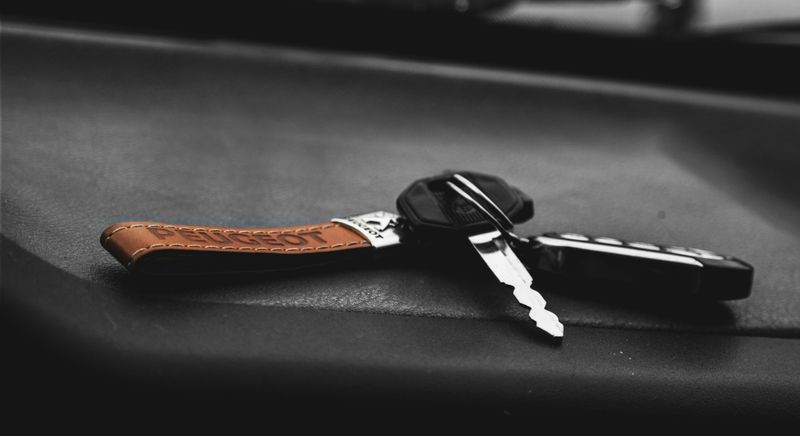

{"left": 396, "top": 171, "right": 534, "bottom": 237}
{"left": 522, "top": 232, "right": 753, "bottom": 300}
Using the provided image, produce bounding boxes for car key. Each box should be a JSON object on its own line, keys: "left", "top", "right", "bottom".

{"left": 519, "top": 232, "right": 753, "bottom": 300}
{"left": 422, "top": 174, "right": 754, "bottom": 301}
{"left": 396, "top": 171, "right": 564, "bottom": 338}
{"left": 428, "top": 174, "right": 754, "bottom": 301}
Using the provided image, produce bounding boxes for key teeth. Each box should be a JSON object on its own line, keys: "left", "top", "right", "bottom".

{"left": 465, "top": 229, "right": 563, "bottom": 340}
{"left": 521, "top": 303, "right": 565, "bottom": 338}
{"left": 514, "top": 287, "right": 564, "bottom": 338}
{"left": 512, "top": 287, "right": 546, "bottom": 309}
{"left": 529, "top": 309, "right": 565, "bottom": 338}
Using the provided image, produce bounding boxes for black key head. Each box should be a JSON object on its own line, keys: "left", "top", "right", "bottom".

{"left": 396, "top": 171, "right": 533, "bottom": 237}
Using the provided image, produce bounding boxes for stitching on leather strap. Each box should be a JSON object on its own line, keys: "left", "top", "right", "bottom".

{"left": 103, "top": 223, "right": 339, "bottom": 244}
{"left": 125, "top": 240, "right": 370, "bottom": 267}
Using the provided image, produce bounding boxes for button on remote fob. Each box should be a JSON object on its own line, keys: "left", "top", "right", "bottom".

{"left": 397, "top": 171, "right": 564, "bottom": 339}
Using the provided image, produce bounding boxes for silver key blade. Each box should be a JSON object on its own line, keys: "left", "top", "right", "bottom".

{"left": 468, "top": 230, "right": 564, "bottom": 338}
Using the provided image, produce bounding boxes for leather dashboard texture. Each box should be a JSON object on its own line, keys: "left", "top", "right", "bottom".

{"left": 3, "top": 22, "right": 800, "bottom": 416}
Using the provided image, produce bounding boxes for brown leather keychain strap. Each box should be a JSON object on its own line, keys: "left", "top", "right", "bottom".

{"left": 101, "top": 220, "right": 372, "bottom": 275}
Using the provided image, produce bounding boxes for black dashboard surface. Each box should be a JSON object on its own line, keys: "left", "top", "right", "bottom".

{"left": 3, "top": 22, "right": 800, "bottom": 417}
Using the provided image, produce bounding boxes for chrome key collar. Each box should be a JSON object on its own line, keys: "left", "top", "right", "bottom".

{"left": 332, "top": 211, "right": 406, "bottom": 249}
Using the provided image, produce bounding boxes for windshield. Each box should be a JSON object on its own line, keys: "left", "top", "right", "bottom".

{"left": 2, "top": 0, "right": 798, "bottom": 99}
{"left": 318, "top": 0, "right": 800, "bottom": 42}
{"left": 498, "top": 0, "right": 800, "bottom": 39}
